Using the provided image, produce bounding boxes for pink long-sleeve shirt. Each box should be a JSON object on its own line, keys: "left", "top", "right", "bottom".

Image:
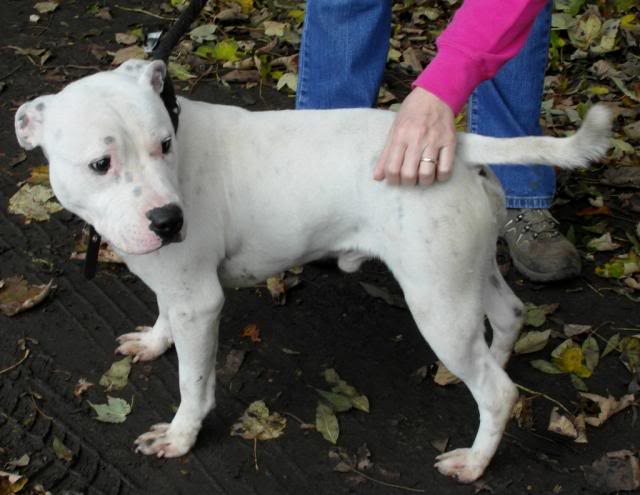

{"left": 413, "top": 0, "right": 548, "bottom": 114}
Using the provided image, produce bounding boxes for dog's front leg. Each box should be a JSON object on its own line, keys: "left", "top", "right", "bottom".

{"left": 134, "top": 281, "right": 224, "bottom": 458}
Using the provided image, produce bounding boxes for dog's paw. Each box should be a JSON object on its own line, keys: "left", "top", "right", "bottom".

{"left": 434, "top": 448, "right": 487, "bottom": 483}
{"left": 116, "top": 326, "right": 172, "bottom": 362}
{"left": 134, "top": 423, "right": 195, "bottom": 458}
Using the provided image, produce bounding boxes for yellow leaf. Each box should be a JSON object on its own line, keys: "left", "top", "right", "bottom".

{"left": 552, "top": 346, "right": 592, "bottom": 378}
{"left": 234, "top": 0, "right": 253, "bottom": 14}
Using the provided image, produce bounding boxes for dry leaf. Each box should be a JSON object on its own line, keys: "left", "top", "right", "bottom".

{"left": 514, "top": 329, "right": 551, "bottom": 354}
{"left": 34, "top": 1, "right": 58, "bottom": 13}
{"left": 115, "top": 32, "right": 138, "bottom": 45}
{"left": 0, "top": 276, "right": 53, "bottom": 317}
{"left": 230, "top": 400, "right": 286, "bottom": 440}
{"left": 580, "top": 393, "right": 635, "bottom": 427}
{"left": 240, "top": 323, "right": 261, "bottom": 343}
{"left": 8, "top": 184, "right": 63, "bottom": 222}
{"left": 434, "top": 361, "right": 461, "bottom": 386}
{"left": 111, "top": 45, "right": 146, "bottom": 66}
{"left": 583, "top": 450, "right": 640, "bottom": 492}
{"left": 564, "top": 324, "right": 592, "bottom": 337}
{"left": 73, "top": 378, "right": 95, "bottom": 398}
{"left": 217, "top": 349, "right": 245, "bottom": 384}
{"left": 99, "top": 356, "right": 132, "bottom": 391}
{"left": 548, "top": 407, "right": 578, "bottom": 438}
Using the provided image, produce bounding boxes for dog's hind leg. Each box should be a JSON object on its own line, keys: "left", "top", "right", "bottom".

{"left": 485, "top": 260, "right": 525, "bottom": 369}
{"left": 116, "top": 299, "right": 174, "bottom": 362}
{"left": 391, "top": 260, "right": 517, "bottom": 483}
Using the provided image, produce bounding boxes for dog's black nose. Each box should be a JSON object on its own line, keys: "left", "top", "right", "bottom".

{"left": 146, "top": 203, "right": 184, "bottom": 242}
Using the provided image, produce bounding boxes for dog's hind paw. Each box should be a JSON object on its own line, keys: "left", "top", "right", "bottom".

{"left": 134, "top": 423, "right": 195, "bottom": 458}
{"left": 434, "top": 448, "right": 487, "bottom": 483}
{"left": 116, "top": 326, "right": 172, "bottom": 362}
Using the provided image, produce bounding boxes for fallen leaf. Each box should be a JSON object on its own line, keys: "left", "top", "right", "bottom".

{"left": 217, "top": 349, "right": 245, "bottom": 384}
{"left": 111, "top": 45, "right": 146, "bottom": 66}
{"left": 530, "top": 359, "right": 563, "bottom": 374}
{"left": 602, "top": 333, "right": 621, "bottom": 357}
{"left": 6, "top": 454, "right": 30, "bottom": 470}
{"left": 582, "top": 336, "right": 600, "bottom": 372}
{"left": 548, "top": 407, "right": 578, "bottom": 438}
{"left": 580, "top": 393, "right": 635, "bottom": 427}
{"left": 324, "top": 368, "right": 370, "bottom": 412}
{"left": 524, "top": 302, "right": 559, "bottom": 327}
{"left": 8, "top": 183, "right": 64, "bottom": 222}
{"left": 0, "top": 276, "right": 53, "bottom": 317}
{"left": 583, "top": 450, "right": 640, "bottom": 492}
{"left": 276, "top": 72, "right": 297, "bottom": 92}
{"left": 88, "top": 396, "right": 132, "bottom": 423}
{"left": 115, "top": 32, "right": 138, "bottom": 45}
{"left": 263, "top": 21, "right": 287, "bottom": 37}
{"left": 99, "top": 356, "right": 132, "bottom": 391}
{"left": 434, "top": 361, "right": 461, "bottom": 385}
{"left": 596, "top": 251, "right": 640, "bottom": 279}
{"left": 317, "top": 389, "right": 353, "bottom": 412}
{"left": 189, "top": 23, "right": 217, "bottom": 43}
{"left": 563, "top": 324, "right": 592, "bottom": 337}
{"left": 576, "top": 205, "right": 612, "bottom": 217}
{"left": 619, "top": 336, "right": 640, "bottom": 372}
{"left": 587, "top": 232, "right": 621, "bottom": 252}
{"left": 34, "top": 1, "right": 58, "bottom": 13}
{"left": 359, "top": 282, "right": 407, "bottom": 309}
{"left": 168, "top": 62, "right": 196, "bottom": 81}
{"left": 73, "top": 378, "right": 94, "bottom": 398}
{"left": 230, "top": 400, "right": 286, "bottom": 440}
{"left": 316, "top": 402, "right": 339, "bottom": 444}
{"left": 0, "top": 471, "right": 27, "bottom": 494}
{"left": 240, "top": 323, "right": 261, "bottom": 343}
{"left": 514, "top": 329, "right": 551, "bottom": 354}
{"left": 52, "top": 436, "right": 73, "bottom": 462}
{"left": 511, "top": 396, "right": 535, "bottom": 429}
{"left": 221, "top": 69, "right": 260, "bottom": 83}
{"left": 430, "top": 437, "right": 449, "bottom": 453}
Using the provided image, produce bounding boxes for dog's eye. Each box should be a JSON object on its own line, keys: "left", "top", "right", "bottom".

{"left": 161, "top": 137, "right": 172, "bottom": 154}
{"left": 89, "top": 157, "right": 110, "bottom": 174}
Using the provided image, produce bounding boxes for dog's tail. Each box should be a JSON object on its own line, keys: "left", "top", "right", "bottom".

{"left": 456, "top": 104, "right": 612, "bottom": 169}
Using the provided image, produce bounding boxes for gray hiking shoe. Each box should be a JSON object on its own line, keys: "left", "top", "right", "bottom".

{"left": 502, "top": 208, "right": 581, "bottom": 282}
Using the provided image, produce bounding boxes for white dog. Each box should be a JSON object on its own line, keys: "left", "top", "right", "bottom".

{"left": 15, "top": 60, "right": 610, "bottom": 483}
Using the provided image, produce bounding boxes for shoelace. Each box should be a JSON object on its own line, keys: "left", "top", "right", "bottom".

{"left": 507, "top": 209, "right": 561, "bottom": 242}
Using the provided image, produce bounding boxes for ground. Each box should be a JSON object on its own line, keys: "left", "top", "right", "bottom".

{"left": 0, "top": 1, "right": 638, "bottom": 495}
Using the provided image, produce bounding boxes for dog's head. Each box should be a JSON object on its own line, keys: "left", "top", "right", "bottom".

{"left": 15, "top": 59, "right": 184, "bottom": 255}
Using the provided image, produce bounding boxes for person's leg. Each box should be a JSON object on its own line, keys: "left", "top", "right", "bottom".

{"left": 468, "top": 1, "right": 580, "bottom": 282}
{"left": 296, "top": 0, "right": 391, "bottom": 109}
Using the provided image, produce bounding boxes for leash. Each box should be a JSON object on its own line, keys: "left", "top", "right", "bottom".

{"left": 84, "top": 0, "right": 208, "bottom": 279}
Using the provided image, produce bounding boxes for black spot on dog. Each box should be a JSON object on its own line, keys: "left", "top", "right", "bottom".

{"left": 513, "top": 306, "right": 524, "bottom": 318}
{"left": 489, "top": 275, "right": 500, "bottom": 288}
{"left": 478, "top": 167, "right": 488, "bottom": 178}
{"left": 36, "top": 102, "right": 45, "bottom": 111}
{"left": 18, "top": 114, "right": 28, "bottom": 129}
{"left": 104, "top": 136, "right": 115, "bottom": 145}
{"left": 124, "top": 172, "right": 133, "bottom": 183}
{"left": 133, "top": 187, "right": 142, "bottom": 197}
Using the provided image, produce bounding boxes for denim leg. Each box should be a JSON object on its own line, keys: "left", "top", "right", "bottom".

{"left": 468, "top": 1, "right": 553, "bottom": 209}
{"left": 296, "top": 0, "right": 391, "bottom": 109}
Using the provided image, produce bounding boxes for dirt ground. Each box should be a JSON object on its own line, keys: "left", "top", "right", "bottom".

{"left": 0, "top": 1, "right": 638, "bottom": 494}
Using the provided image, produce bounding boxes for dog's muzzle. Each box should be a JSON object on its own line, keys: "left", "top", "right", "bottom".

{"left": 146, "top": 203, "right": 184, "bottom": 244}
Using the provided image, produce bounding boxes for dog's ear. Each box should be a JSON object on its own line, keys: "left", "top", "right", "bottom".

{"left": 15, "top": 95, "right": 53, "bottom": 150}
{"left": 138, "top": 60, "right": 166, "bottom": 94}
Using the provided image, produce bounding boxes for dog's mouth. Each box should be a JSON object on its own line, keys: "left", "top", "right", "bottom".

{"left": 161, "top": 230, "right": 184, "bottom": 247}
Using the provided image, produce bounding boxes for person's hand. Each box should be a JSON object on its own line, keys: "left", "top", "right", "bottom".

{"left": 373, "top": 87, "right": 457, "bottom": 186}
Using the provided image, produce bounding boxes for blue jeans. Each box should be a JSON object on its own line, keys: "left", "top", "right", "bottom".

{"left": 296, "top": 0, "right": 554, "bottom": 209}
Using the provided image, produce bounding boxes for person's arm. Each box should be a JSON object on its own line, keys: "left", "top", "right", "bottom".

{"left": 374, "top": 0, "right": 548, "bottom": 186}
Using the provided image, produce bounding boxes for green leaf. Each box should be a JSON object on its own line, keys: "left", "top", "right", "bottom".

{"left": 582, "top": 336, "right": 600, "bottom": 371}
{"left": 316, "top": 389, "right": 353, "bottom": 412}
{"left": 99, "top": 356, "right": 132, "bottom": 391}
{"left": 602, "top": 333, "right": 621, "bottom": 357}
{"left": 570, "top": 373, "right": 588, "bottom": 392}
{"left": 514, "top": 329, "right": 551, "bottom": 354}
{"left": 316, "top": 403, "right": 339, "bottom": 444}
{"left": 88, "top": 396, "right": 132, "bottom": 423}
{"left": 168, "top": 62, "right": 196, "bottom": 81}
{"left": 530, "top": 359, "right": 563, "bottom": 374}
{"left": 324, "top": 368, "right": 340, "bottom": 385}
{"left": 525, "top": 303, "right": 559, "bottom": 328}
{"left": 53, "top": 436, "right": 73, "bottom": 461}
{"left": 195, "top": 40, "right": 239, "bottom": 62}
{"left": 595, "top": 251, "right": 640, "bottom": 279}
{"left": 350, "top": 395, "right": 370, "bottom": 413}
{"left": 189, "top": 23, "right": 217, "bottom": 43}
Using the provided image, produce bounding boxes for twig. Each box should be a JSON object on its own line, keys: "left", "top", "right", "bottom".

{"left": 283, "top": 411, "right": 306, "bottom": 425}
{"left": 0, "top": 349, "right": 30, "bottom": 375}
{"left": 611, "top": 326, "right": 640, "bottom": 332}
{"left": 340, "top": 464, "right": 426, "bottom": 493}
{"left": 0, "top": 62, "right": 25, "bottom": 81}
{"left": 253, "top": 437, "right": 259, "bottom": 471}
{"left": 515, "top": 383, "right": 573, "bottom": 417}
{"left": 583, "top": 279, "right": 604, "bottom": 298}
{"left": 30, "top": 389, "right": 53, "bottom": 420}
{"left": 114, "top": 5, "right": 176, "bottom": 20}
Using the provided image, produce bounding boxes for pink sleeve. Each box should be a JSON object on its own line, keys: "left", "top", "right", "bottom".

{"left": 413, "top": 0, "right": 548, "bottom": 114}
